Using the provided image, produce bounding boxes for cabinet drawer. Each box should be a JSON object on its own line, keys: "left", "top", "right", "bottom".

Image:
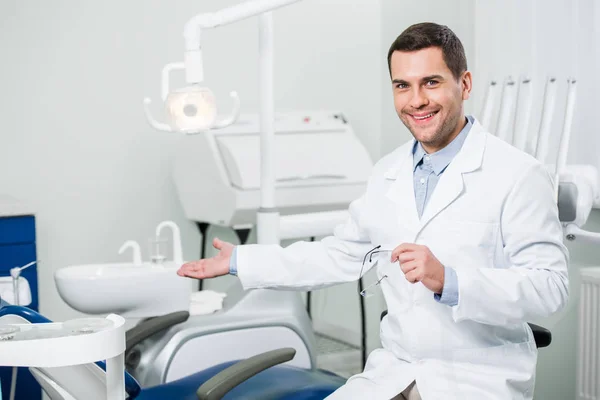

{"left": 0, "top": 216, "right": 35, "bottom": 245}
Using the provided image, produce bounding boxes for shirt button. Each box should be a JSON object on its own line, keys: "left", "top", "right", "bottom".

{"left": 420, "top": 178, "right": 425, "bottom": 184}
{"left": 424, "top": 155, "right": 430, "bottom": 161}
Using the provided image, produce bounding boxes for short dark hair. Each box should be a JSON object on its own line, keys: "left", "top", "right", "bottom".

{"left": 387, "top": 22, "right": 467, "bottom": 80}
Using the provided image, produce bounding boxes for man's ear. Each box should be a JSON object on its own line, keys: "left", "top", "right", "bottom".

{"left": 461, "top": 71, "right": 473, "bottom": 100}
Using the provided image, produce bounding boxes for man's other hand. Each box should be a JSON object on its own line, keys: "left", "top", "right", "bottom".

{"left": 177, "top": 238, "right": 234, "bottom": 279}
{"left": 391, "top": 243, "right": 445, "bottom": 294}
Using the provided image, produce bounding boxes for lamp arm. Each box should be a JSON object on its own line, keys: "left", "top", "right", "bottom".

{"left": 183, "top": 0, "right": 301, "bottom": 49}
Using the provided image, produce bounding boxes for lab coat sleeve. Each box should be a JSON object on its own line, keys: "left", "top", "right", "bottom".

{"left": 235, "top": 194, "right": 374, "bottom": 291}
{"left": 452, "top": 162, "right": 569, "bottom": 326}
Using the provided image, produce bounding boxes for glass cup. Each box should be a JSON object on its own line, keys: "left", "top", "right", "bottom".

{"left": 149, "top": 237, "right": 168, "bottom": 264}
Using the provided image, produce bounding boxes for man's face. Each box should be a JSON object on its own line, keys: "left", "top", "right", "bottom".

{"left": 390, "top": 47, "right": 472, "bottom": 152}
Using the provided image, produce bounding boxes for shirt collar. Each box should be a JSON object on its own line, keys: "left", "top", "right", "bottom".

{"left": 412, "top": 115, "right": 474, "bottom": 175}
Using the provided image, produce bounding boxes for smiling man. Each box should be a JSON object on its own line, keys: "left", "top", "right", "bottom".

{"left": 178, "top": 23, "right": 569, "bottom": 399}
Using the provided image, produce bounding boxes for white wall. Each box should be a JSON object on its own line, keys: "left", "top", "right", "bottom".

{"left": 0, "top": 0, "right": 383, "bottom": 344}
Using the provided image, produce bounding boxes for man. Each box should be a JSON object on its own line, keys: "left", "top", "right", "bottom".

{"left": 178, "top": 23, "right": 569, "bottom": 399}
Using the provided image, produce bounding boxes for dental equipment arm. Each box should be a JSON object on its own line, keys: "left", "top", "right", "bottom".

{"left": 10, "top": 261, "right": 36, "bottom": 306}
{"left": 196, "top": 347, "right": 296, "bottom": 400}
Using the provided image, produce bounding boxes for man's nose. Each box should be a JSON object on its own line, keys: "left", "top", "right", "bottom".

{"left": 409, "top": 88, "right": 429, "bottom": 109}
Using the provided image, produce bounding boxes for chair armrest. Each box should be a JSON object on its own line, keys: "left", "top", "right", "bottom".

{"left": 381, "top": 310, "right": 388, "bottom": 321}
{"left": 528, "top": 323, "right": 552, "bottom": 348}
{"left": 126, "top": 310, "right": 189, "bottom": 352}
{"left": 196, "top": 348, "right": 296, "bottom": 400}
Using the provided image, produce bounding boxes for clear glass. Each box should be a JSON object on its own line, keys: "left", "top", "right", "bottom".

{"left": 358, "top": 246, "right": 393, "bottom": 298}
{"left": 149, "top": 237, "right": 168, "bottom": 264}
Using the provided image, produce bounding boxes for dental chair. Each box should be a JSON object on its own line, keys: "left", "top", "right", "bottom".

{"left": 0, "top": 305, "right": 346, "bottom": 400}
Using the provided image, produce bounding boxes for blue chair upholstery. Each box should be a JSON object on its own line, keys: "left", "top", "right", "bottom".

{"left": 0, "top": 305, "right": 346, "bottom": 400}
{"left": 137, "top": 362, "right": 345, "bottom": 400}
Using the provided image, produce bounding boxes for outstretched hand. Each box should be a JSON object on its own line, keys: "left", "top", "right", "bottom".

{"left": 177, "top": 238, "right": 234, "bottom": 280}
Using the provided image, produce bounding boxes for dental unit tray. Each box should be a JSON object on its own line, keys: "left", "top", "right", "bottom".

{"left": 172, "top": 110, "right": 373, "bottom": 234}
{"left": 0, "top": 311, "right": 127, "bottom": 400}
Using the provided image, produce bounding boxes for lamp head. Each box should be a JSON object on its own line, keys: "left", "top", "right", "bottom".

{"left": 165, "top": 84, "right": 217, "bottom": 133}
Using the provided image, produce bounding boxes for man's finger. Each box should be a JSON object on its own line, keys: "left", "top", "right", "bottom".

{"left": 405, "top": 268, "right": 423, "bottom": 284}
{"left": 178, "top": 261, "right": 204, "bottom": 276}
{"left": 391, "top": 243, "right": 420, "bottom": 261}
{"left": 396, "top": 252, "right": 417, "bottom": 263}
{"left": 213, "top": 237, "right": 223, "bottom": 250}
{"left": 400, "top": 260, "right": 418, "bottom": 274}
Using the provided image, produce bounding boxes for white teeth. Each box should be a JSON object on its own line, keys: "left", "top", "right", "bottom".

{"left": 414, "top": 113, "right": 435, "bottom": 120}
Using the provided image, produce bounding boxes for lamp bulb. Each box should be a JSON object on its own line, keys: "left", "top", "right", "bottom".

{"left": 165, "top": 85, "right": 218, "bottom": 133}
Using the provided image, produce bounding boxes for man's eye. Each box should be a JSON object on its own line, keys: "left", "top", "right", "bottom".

{"left": 396, "top": 83, "right": 408, "bottom": 89}
{"left": 426, "top": 80, "right": 438, "bottom": 86}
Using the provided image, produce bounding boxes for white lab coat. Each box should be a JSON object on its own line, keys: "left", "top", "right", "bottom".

{"left": 236, "top": 119, "right": 569, "bottom": 400}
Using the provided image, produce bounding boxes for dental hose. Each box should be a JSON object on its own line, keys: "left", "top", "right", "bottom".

{"left": 8, "top": 261, "right": 37, "bottom": 400}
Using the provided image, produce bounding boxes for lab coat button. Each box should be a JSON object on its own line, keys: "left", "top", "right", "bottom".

{"left": 420, "top": 178, "right": 425, "bottom": 184}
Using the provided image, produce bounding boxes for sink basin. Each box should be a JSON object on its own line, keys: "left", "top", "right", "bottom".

{"left": 55, "top": 262, "right": 195, "bottom": 318}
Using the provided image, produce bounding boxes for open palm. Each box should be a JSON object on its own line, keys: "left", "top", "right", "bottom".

{"left": 177, "top": 238, "right": 234, "bottom": 279}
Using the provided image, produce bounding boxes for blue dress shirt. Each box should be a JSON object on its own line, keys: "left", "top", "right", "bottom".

{"left": 413, "top": 116, "right": 473, "bottom": 306}
{"left": 230, "top": 116, "right": 475, "bottom": 307}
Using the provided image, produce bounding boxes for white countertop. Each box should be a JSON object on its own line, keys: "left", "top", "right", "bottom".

{"left": 0, "top": 194, "right": 35, "bottom": 217}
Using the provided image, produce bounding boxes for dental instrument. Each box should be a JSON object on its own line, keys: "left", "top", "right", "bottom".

{"left": 495, "top": 77, "right": 518, "bottom": 144}
{"left": 481, "top": 75, "right": 600, "bottom": 242}
{"left": 480, "top": 80, "right": 498, "bottom": 130}
{"left": 555, "top": 79, "right": 577, "bottom": 198}
{"left": 533, "top": 77, "right": 558, "bottom": 164}
{"left": 512, "top": 77, "right": 534, "bottom": 154}
{"left": 4, "top": 260, "right": 36, "bottom": 400}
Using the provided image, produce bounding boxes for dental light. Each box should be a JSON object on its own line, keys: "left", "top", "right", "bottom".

{"left": 144, "top": 0, "right": 303, "bottom": 246}
{"left": 143, "top": 0, "right": 301, "bottom": 134}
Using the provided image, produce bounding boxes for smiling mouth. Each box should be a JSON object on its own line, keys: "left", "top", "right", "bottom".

{"left": 409, "top": 111, "right": 439, "bottom": 123}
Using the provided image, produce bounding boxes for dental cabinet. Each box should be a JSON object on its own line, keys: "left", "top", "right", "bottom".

{"left": 173, "top": 110, "right": 373, "bottom": 257}
{"left": 0, "top": 194, "right": 40, "bottom": 400}
{"left": 174, "top": 111, "right": 372, "bottom": 229}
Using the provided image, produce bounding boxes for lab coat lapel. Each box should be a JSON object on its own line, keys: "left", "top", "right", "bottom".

{"left": 417, "top": 122, "right": 487, "bottom": 232}
{"left": 384, "top": 142, "right": 420, "bottom": 232}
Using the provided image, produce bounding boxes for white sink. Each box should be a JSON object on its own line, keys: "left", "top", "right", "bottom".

{"left": 55, "top": 262, "right": 195, "bottom": 318}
